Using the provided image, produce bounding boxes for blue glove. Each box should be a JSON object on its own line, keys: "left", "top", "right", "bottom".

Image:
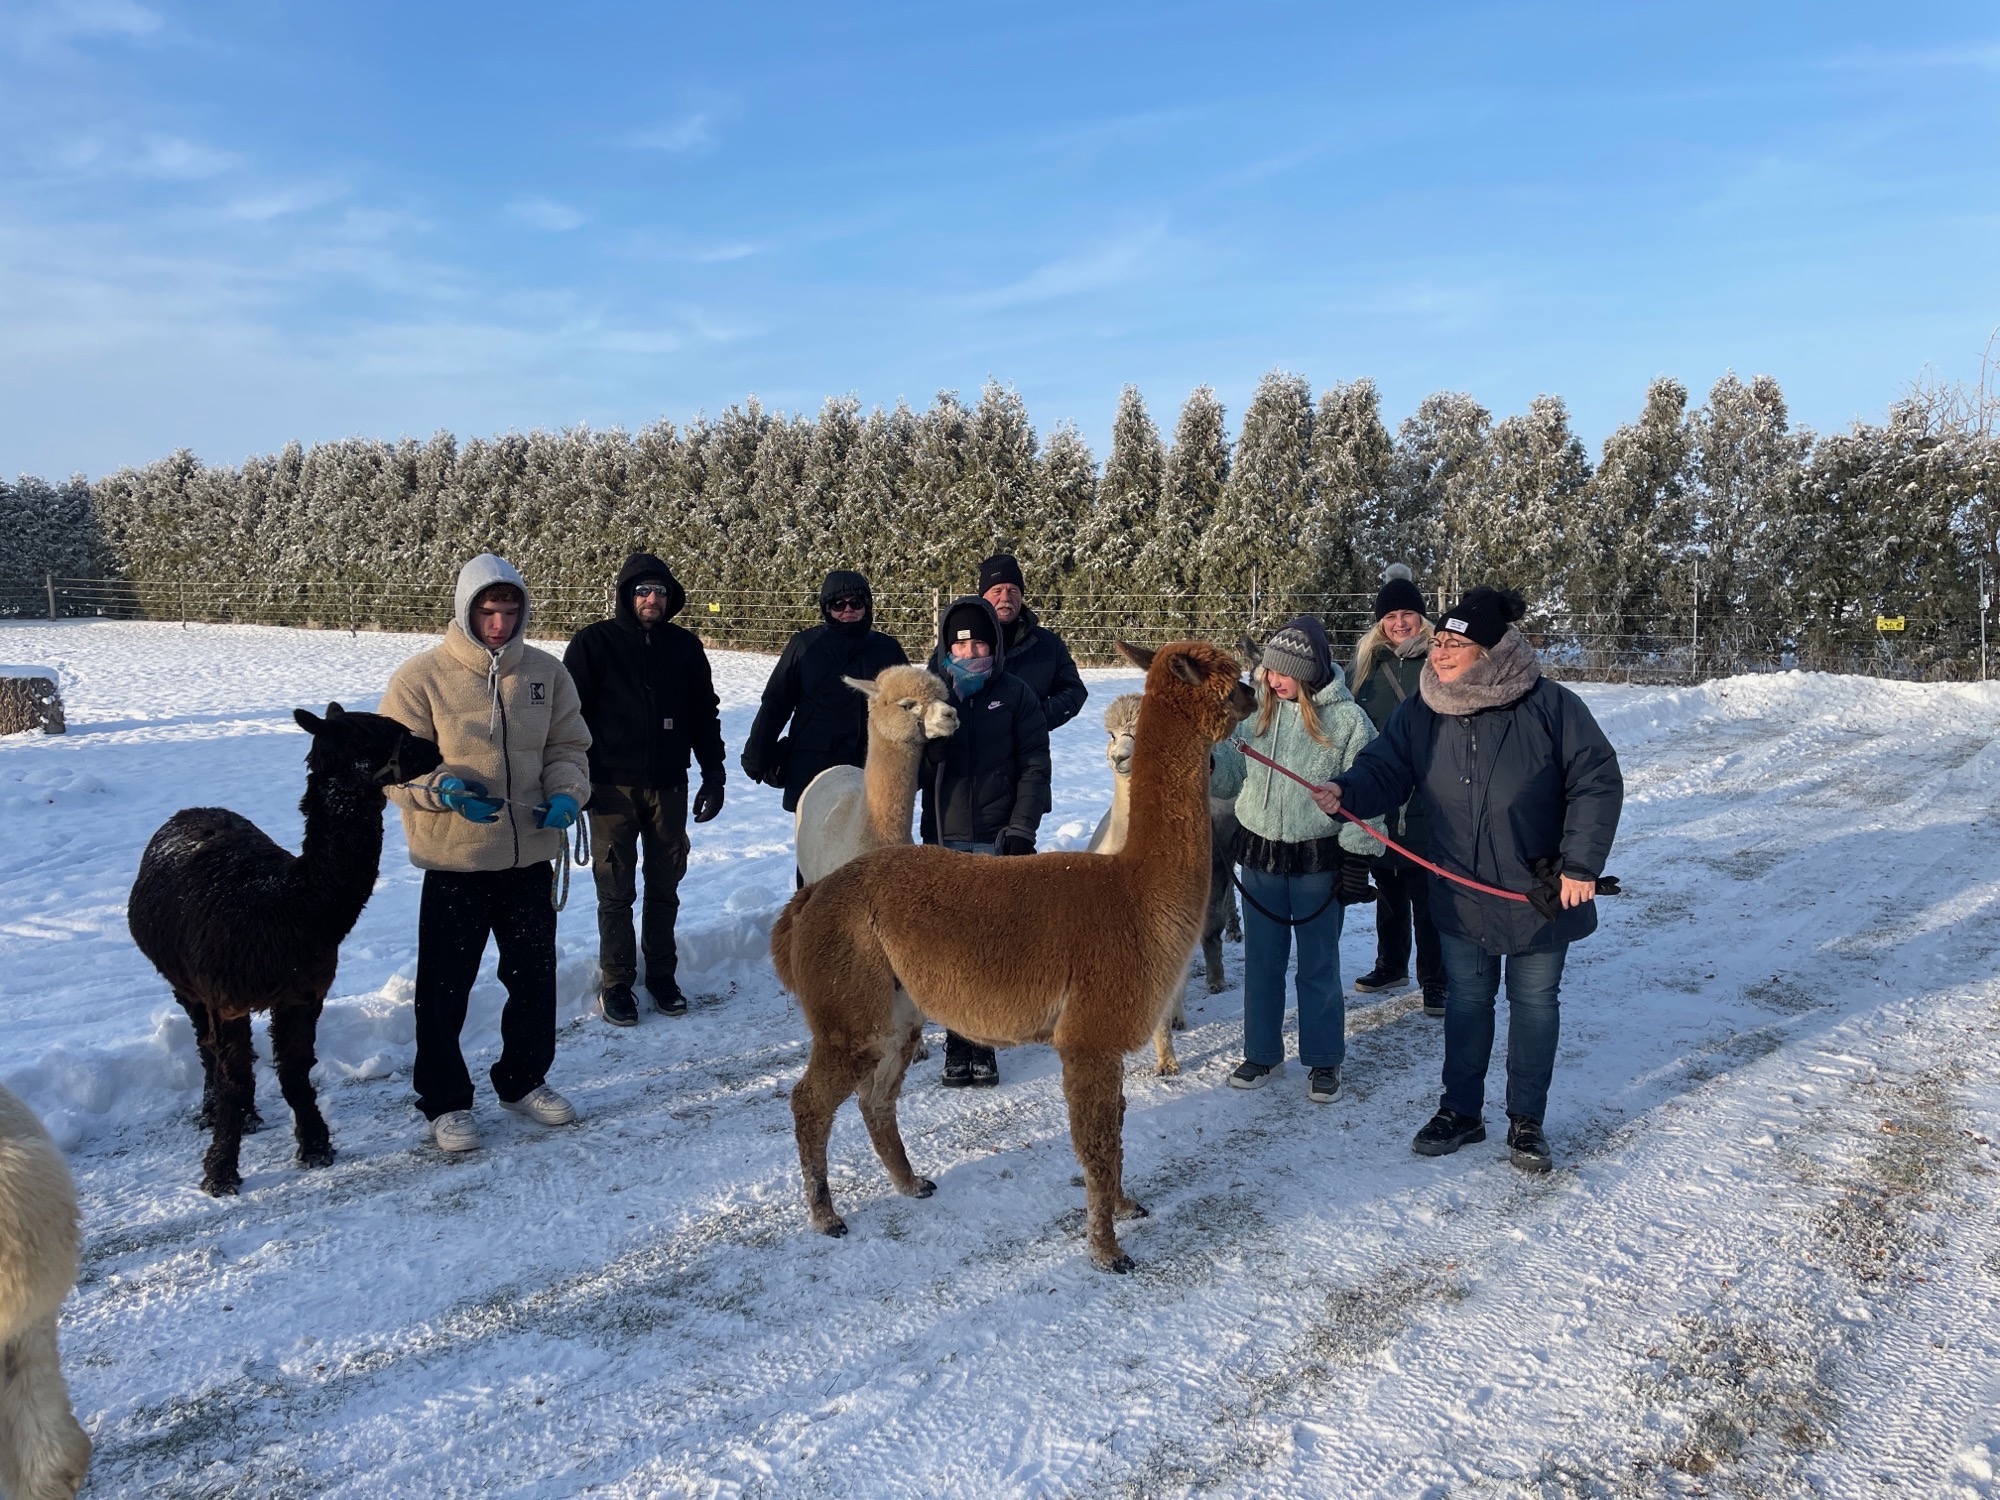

{"left": 437, "top": 775, "right": 503, "bottom": 824}
{"left": 536, "top": 793, "right": 580, "bottom": 831}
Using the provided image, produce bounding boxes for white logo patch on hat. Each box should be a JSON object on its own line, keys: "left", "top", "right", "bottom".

{"left": 1444, "top": 618, "right": 1469, "bottom": 634}
{"left": 955, "top": 629, "right": 974, "bottom": 641}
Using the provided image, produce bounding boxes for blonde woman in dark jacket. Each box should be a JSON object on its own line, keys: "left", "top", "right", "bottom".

{"left": 1348, "top": 564, "right": 1446, "bottom": 1014}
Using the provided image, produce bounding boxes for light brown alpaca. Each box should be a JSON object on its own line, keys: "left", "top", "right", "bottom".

{"left": 793, "top": 665, "right": 958, "bottom": 885}
{"left": 771, "top": 641, "right": 1255, "bottom": 1272}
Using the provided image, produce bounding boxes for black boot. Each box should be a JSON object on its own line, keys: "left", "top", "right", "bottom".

{"left": 1411, "top": 1107, "right": 1486, "bottom": 1157}
{"left": 647, "top": 978, "right": 687, "bottom": 1017}
{"left": 940, "top": 1031, "right": 976, "bottom": 1089}
{"left": 600, "top": 983, "right": 640, "bottom": 1028}
{"left": 1507, "top": 1115, "right": 1552, "bottom": 1173}
{"left": 1420, "top": 986, "right": 1447, "bottom": 1018}
{"left": 966, "top": 1044, "right": 1000, "bottom": 1088}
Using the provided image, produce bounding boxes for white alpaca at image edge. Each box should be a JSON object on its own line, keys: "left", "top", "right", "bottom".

{"left": 0, "top": 1084, "right": 91, "bottom": 1500}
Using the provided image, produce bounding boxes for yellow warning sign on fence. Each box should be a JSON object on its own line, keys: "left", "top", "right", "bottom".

{"left": 1876, "top": 615, "right": 1905, "bottom": 632}
{"left": 708, "top": 602, "right": 721, "bottom": 613}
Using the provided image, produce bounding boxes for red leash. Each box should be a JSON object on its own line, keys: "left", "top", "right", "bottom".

{"left": 1231, "top": 741, "right": 1531, "bottom": 904}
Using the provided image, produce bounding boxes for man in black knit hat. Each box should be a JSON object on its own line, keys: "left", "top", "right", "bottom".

{"left": 977, "top": 553, "right": 1088, "bottom": 733}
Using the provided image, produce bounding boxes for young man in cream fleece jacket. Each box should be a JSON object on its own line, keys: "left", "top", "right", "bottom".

{"left": 382, "top": 554, "right": 592, "bottom": 1153}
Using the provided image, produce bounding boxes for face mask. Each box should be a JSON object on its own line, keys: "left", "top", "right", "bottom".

{"left": 947, "top": 654, "right": 994, "bottom": 695}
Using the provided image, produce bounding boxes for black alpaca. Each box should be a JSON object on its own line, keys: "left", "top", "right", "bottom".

{"left": 128, "top": 704, "right": 442, "bottom": 1195}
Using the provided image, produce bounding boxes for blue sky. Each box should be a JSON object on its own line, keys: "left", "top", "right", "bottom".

{"left": 2, "top": 0, "right": 1996, "bottom": 478}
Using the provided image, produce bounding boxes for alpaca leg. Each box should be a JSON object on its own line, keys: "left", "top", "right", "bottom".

{"left": 0, "top": 1313, "right": 93, "bottom": 1500}
{"left": 1152, "top": 1013, "right": 1180, "bottom": 1077}
{"left": 1059, "top": 1049, "right": 1141, "bottom": 1272}
{"left": 1203, "top": 930, "right": 1226, "bottom": 995}
{"left": 200, "top": 1013, "right": 255, "bottom": 1196}
{"left": 270, "top": 997, "right": 333, "bottom": 1170}
{"left": 790, "top": 1043, "right": 872, "bottom": 1237}
{"left": 178, "top": 992, "right": 218, "bottom": 1129}
{"left": 855, "top": 1015, "right": 933, "bottom": 1199}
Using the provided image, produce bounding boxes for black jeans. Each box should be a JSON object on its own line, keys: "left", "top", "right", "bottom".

{"left": 1373, "top": 852, "right": 1445, "bottom": 994}
{"left": 413, "top": 864, "right": 558, "bottom": 1119}
{"left": 587, "top": 782, "right": 690, "bottom": 994}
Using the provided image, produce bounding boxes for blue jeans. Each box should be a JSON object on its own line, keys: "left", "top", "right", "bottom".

{"left": 1239, "top": 867, "right": 1345, "bottom": 1069}
{"left": 1437, "top": 931, "right": 1567, "bottom": 1123}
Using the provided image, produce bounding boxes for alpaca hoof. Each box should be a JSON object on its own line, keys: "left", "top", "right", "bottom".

{"left": 1205, "top": 979, "right": 1225, "bottom": 996}
{"left": 298, "top": 1145, "right": 335, "bottom": 1169}
{"left": 1154, "top": 1060, "right": 1180, "bottom": 1078}
{"left": 816, "top": 1217, "right": 849, "bottom": 1238}
{"left": 1116, "top": 1198, "right": 1149, "bottom": 1221}
{"left": 202, "top": 1172, "right": 242, "bottom": 1197}
{"left": 908, "top": 1177, "right": 936, "bottom": 1199}
{"left": 1100, "top": 1252, "right": 1136, "bottom": 1275}
{"left": 242, "top": 1107, "right": 265, "bottom": 1135}
{"left": 1177, "top": 1011, "right": 1192, "bottom": 1027}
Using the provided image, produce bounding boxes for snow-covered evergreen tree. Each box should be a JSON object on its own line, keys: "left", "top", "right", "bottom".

{"left": 1462, "top": 394, "right": 1589, "bottom": 611}
{"left": 1022, "top": 419, "right": 1098, "bottom": 633}
{"left": 1573, "top": 378, "right": 1695, "bottom": 660}
{"left": 1309, "top": 378, "right": 1392, "bottom": 634}
{"left": 1688, "top": 373, "right": 1810, "bottom": 666}
{"left": 1384, "top": 392, "right": 1489, "bottom": 593}
{"left": 1141, "top": 386, "right": 1228, "bottom": 635}
{"left": 1201, "top": 370, "right": 1315, "bottom": 638}
{"left": 1077, "top": 385, "right": 1164, "bottom": 637}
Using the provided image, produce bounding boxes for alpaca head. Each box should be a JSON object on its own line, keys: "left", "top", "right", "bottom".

{"left": 1101, "top": 693, "right": 1143, "bottom": 779}
{"left": 844, "top": 666, "right": 959, "bottom": 748}
{"left": 1115, "top": 641, "right": 1256, "bottom": 745}
{"left": 293, "top": 703, "right": 443, "bottom": 793}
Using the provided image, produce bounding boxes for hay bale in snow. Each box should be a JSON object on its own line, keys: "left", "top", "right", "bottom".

{"left": 0, "top": 669, "right": 64, "bottom": 734}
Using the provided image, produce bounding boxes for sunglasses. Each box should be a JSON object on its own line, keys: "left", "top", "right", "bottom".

{"left": 828, "top": 596, "right": 866, "bottom": 612}
{"left": 631, "top": 583, "right": 671, "bottom": 599}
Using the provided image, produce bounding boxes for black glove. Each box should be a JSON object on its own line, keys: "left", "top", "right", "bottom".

{"left": 997, "top": 832, "right": 1036, "bottom": 857}
{"left": 745, "top": 737, "right": 789, "bottom": 789}
{"left": 924, "top": 736, "right": 950, "bottom": 768}
{"left": 692, "top": 780, "right": 725, "bottom": 823}
{"left": 1338, "top": 853, "right": 1376, "bottom": 905}
{"left": 1527, "top": 857, "right": 1621, "bottom": 920}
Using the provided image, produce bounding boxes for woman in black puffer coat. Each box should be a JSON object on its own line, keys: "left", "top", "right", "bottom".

{"left": 741, "top": 571, "right": 908, "bottom": 813}
{"left": 1316, "top": 586, "right": 1622, "bottom": 1174}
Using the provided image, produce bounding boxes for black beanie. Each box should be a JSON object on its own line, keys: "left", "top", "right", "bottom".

{"left": 942, "top": 600, "right": 997, "bottom": 651}
{"left": 1436, "top": 586, "right": 1528, "bottom": 649}
{"left": 1373, "top": 562, "right": 1426, "bottom": 620}
{"left": 978, "top": 554, "right": 1026, "bottom": 594}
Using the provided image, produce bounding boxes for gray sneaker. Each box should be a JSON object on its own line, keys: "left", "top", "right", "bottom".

{"left": 431, "top": 1109, "right": 480, "bottom": 1153}
{"left": 1228, "top": 1060, "right": 1281, "bottom": 1090}
{"left": 1307, "top": 1066, "right": 1342, "bottom": 1103}
{"left": 501, "top": 1085, "right": 576, "bottom": 1126}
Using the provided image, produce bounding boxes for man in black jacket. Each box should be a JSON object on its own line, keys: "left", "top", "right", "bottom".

{"left": 922, "top": 594, "right": 1052, "bottom": 1087}
{"left": 977, "top": 554, "right": 1088, "bottom": 733}
{"left": 563, "top": 553, "right": 726, "bottom": 1026}
{"left": 741, "top": 570, "right": 908, "bottom": 814}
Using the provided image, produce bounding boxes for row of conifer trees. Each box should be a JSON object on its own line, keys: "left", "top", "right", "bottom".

{"left": 3, "top": 370, "right": 1996, "bottom": 673}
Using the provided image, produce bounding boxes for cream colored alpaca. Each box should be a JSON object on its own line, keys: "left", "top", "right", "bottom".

{"left": 793, "top": 665, "right": 958, "bottom": 885}
{"left": 0, "top": 1086, "right": 91, "bottom": 1500}
{"left": 1088, "top": 694, "right": 1242, "bottom": 1075}
{"left": 772, "top": 641, "right": 1255, "bottom": 1272}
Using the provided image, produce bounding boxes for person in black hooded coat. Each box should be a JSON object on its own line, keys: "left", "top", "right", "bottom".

{"left": 976, "top": 553, "right": 1089, "bottom": 733}
{"left": 741, "top": 571, "right": 908, "bottom": 814}
{"left": 919, "top": 594, "right": 1052, "bottom": 1088}
{"left": 563, "top": 553, "right": 725, "bottom": 1022}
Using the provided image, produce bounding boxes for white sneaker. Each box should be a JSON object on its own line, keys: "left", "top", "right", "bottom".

{"left": 432, "top": 1109, "right": 480, "bottom": 1152}
{"left": 501, "top": 1084, "right": 576, "bottom": 1126}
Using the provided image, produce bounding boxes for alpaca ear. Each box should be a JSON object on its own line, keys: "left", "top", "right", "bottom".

{"left": 1169, "top": 652, "right": 1212, "bottom": 686}
{"left": 1237, "top": 635, "right": 1261, "bottom": 671}
{"left": 1115, "top": 641, "right": 1155, "bottom": 671}
{"left": 325, "top": 701, "right": 347, "bottom": 718}
{"left": 843, "top": 675, "right": 881, "bottom": 700}
{"left": 293, "top": 708, "right": 325, "bottom": 735}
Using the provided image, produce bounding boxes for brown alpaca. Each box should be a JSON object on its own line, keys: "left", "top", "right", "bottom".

{"left": 771, "top": 641, "right": 1255, "bottom": 1272}
{"left": 793, "top": 665, "right": 958, "bottom": 885}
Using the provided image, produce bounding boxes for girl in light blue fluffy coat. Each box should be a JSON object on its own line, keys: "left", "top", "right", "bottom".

{"left": 1210, "top": 615, "right": 1383, "bottom": 1102}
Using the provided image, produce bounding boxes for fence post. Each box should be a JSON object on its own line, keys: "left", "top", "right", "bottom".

{"left": 44, "top": 571, "right": 56, "bottom": 621}
{"left": 180, "top": 575, "right": 187, "bottom": 630}
{"left": 1249, "top": 564, "right": 1260, "bottom": 634}
{"left": 1691, "top": 562, "right": 1700, "bottom": 685}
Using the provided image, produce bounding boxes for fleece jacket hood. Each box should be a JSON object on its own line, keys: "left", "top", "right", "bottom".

{"left": 454, "top": 553, "right": 530, "bottom": 646}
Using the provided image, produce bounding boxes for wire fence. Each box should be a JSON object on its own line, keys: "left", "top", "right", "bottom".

{"left": 0, "top": 575, "right": 1990, "bottom": 684}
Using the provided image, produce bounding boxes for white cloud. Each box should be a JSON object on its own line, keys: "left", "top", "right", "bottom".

{"left": 623, "top": 113, "right": 714, "bottom": 153}
{"left": 3, "top": 0, "right": 163, "bottom": 53}
{"left": 220, "top": 180, "right": 348, "bottom": 222}
{"left": 959, "top": 221, "right": 1170, "bottom": 311}
{"left": 137, "top": 134, "right": 241, "bottom": 179}
{"left": 506, "top": 196, "right": 586, "bottom": 233}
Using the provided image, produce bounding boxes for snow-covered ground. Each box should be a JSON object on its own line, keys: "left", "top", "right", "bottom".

{"left": 4, "top": 619, "right": 2000, "bottom": 1498}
